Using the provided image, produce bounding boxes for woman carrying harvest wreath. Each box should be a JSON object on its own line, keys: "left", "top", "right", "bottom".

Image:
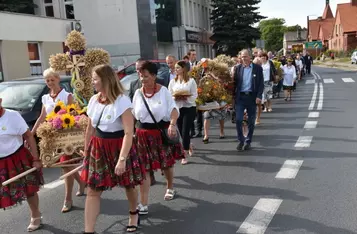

{"left": 31, "top": 68, "right": 85, "bottom": 213}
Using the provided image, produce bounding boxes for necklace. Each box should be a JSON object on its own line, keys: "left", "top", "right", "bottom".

{"left": 143, "top": 85, "right": 156, "bottom": 98}
{"left": 50, "top": 88, "right": 62, "bottom": 99}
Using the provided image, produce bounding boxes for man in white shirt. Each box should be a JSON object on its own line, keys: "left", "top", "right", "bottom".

{"left": 166, "top": 55, "right": 177, "bottom": 81}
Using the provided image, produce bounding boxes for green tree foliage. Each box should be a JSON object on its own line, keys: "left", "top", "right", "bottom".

{"left": 0, "top": 0, "right": 37, "bottom": 14}
{"left": 210, "top": 0, "right": 266, "bottom": 56}
{"left": 285, "top": 24, "right": 306, "bottom": 32}
{"left": 259, "top": 18, "right": 285, "bottom": 52}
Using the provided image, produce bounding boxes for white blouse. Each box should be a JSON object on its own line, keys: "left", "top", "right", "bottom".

{"left": 87, "top": 94, "right": 132, "bottom": 132}
{"left": 132, "top": 87, "right": 179, "bottom": 123}
{"left": 42, "top": 89, "right": 70, "bottom": 114}
{"left": 168, "top": 78, "right": 198, "bottom": 109}
{"left": 262, "top": 62, "right": 271, "bottom": 82}
{"left": 0, "top": 109, "right": 29, "bottom": 158}
{"left": 281, "top": 65, "right": 297, "bottom": 86}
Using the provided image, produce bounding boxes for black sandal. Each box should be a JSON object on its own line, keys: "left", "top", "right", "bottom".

{"left": 127, "top": 210, "right": 140, "bottom": 233}
{"left": 203, "top": 138, "right": 209, "bottom": 144}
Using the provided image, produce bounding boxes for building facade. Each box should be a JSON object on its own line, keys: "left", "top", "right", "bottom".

{"left": 283, "top": 30, "right": 307, "bottom": 55}
{"left": 0, "top": 0, "right": 77, "bottom": 81}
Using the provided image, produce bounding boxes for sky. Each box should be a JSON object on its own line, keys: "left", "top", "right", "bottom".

{"left": 257, "top": 0, "right": 349, "bottom": 27}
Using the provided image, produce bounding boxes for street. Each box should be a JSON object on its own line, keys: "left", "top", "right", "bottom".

{"left": 1, "top": 66, "right": 357, "bottom": 234}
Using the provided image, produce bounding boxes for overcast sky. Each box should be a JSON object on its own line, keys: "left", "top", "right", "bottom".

{"left": 257, "top": 0, "right": 349, "bottom": 27}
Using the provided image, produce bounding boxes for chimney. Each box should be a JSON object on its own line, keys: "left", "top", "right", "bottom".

{"left": 352, "top": 0, "right": 357, "bottom": 6}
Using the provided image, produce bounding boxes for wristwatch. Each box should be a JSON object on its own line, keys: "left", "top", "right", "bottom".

{"left": 119, "top": 156, "right": 126, "bottom": 161}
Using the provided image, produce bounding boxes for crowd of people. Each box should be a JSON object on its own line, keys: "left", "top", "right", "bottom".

{"left": 0, "top": 48, "right": 312, "bottom": 233}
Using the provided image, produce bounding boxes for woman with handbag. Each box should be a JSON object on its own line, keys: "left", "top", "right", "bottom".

{"left": 132, "top": 61, "right": 185, "bottom": 215}
{"left": 168, "top": 60, "right": 198, "bottom": 165}
{"left": 81, "top": 64, "right": 145, "bottom": 233}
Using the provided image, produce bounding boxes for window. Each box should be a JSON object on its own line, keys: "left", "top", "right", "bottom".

{"left": 44, "top": 0, "right": 54, "bottom": 17}
{"left": 28, "top": 43, "right": 42, "bottom": 76}
{"left": 64, "top": 0, "right": 75, "bottom": 19}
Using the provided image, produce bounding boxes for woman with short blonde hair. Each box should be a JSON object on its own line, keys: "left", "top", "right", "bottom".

{"left": 81, "top": 64, "right": 145, "bottom": 233}
{"left": 32, "top": 68, "right": 85, "bottom": 213}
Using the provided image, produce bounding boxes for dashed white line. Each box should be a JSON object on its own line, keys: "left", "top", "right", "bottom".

{"left": 323, "top": 78, "right": 334, "bottom": 83}
{"left": 275, "top": 160, "right": 304, "bottom": 179}
{"left": 237, "top": 198, "right": 283, "bottom": 234}
{"left": 294, "top": 136, "right": 313, "bottom": 148}
{"left": 305, "top": 79, "right": 315, "bottom": 84}
{"left": 304, "top": 121, "right": 318, "bottom": 129}
{"left": 308, "top": 112, "right": 319, "bottom": 118}
{"left": 317, "top": 83, "right": 323, "bottom": 111}
{"left": 342, "top": 78, "right": 355, "bottom": 83}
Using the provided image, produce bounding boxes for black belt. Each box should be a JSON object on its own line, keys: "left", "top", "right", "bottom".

{"left": 95, "top": 128, "right": 124, "bottom": 139}
{"left": 137, "top": 121, "right": 169, "bottom": 130}
{"left": 240, "top": 92, "right": 252, "bottom": 95}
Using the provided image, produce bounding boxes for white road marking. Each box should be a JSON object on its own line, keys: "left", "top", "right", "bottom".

{"left": 308, "top": 112, "right": 319, "bottom": 118}
{"left": 342, "top": 78, "right": 355, "bottom": 83}
{"left": 42, "top": 180, "right": 64, "bottom": 190}
{"left": 323, "top": 78, "right": 334, "bottom": 83}
{"left": 308, "top": 82, "right": 318, "bottom": 110}
{"left": 237, "top": 198, "right": 283, "bottom": 234}
{"left": 317, "top": 83, "right": 323, "bottom": 110}
{"left": 305, "top": 79, "right": 315, "bottom": 84}
{"left": 294, "top": 136, "right": 313, "bottom": 148}
{"left": 304, "top": 121, "right": 318, "bottom": 129}
{"left": 275, "top": 160, "right": 304, "bottom": 179}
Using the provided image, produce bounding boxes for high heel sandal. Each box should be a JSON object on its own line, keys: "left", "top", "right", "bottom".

{"left": 203, "top": 138, "right": 209, "bottom": 144}
{"left": 127, "top": 210, "right": 140, "bottom": 233}
{"left": 27, "top": 216, "right": 43, "bottom": 232}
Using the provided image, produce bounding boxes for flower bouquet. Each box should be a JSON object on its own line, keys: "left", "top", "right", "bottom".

{"left": 36, "top": 101, "right": 88, "bottom": 167}
{"left": 272, "top": 60, "right": 283, "bottom": 83}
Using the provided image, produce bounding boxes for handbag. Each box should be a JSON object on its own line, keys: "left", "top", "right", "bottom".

{"left": 139, "top": 91, "right": 180, "bottom": 146}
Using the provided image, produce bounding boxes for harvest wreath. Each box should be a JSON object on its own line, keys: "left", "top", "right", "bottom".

{"left": 36, "top": 101, "right": 88, "bottom": 167}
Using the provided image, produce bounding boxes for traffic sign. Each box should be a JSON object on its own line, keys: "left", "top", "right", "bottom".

{"left": 305, "top": 41, "right": 323, "bottom": 49}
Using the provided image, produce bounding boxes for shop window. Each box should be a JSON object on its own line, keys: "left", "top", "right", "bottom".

{"left": 64, "top": 0, "right": 75, "bottom": 19}
{"left": 44, "top": 0, "right": 54, "bottom": 17}
{"left": 28, "top": 43, "right": 42, "bottom": 76}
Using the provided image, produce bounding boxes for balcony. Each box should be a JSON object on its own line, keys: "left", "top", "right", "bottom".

{"left": 0, "top": 11, "right": 75, "bottom": 42}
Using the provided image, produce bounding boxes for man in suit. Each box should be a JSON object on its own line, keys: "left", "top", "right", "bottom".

{"left": 303, "top": 52, "right": 313, "bottom": 75}
{"left": 128, "top": 59, "right": 170, "bottom": 100}
{"left": 232, "top": 49, "right": 264, "bottom": 151}
{"left": 187, "top": 49, "right": 198, "bottom": 70}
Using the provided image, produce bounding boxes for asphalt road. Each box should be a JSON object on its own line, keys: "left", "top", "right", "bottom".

{"left": 1, "top": 66, "right": 357, "bottom": 234}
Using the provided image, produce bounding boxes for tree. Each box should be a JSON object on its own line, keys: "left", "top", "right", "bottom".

{"left": 210, "top": 0, "right": 266, "bottom": 56}
{"left": 285, "top": 24, "right": 306, "bottom": 32}
{"left": 259, "top": 18, "right": 285, "bottom": 52}
{"left": 0, "top": 0, "right": 37, "bottom": 14}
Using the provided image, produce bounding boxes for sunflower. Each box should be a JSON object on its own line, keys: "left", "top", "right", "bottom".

{"left": 61, "top": 113, "right": 75, "bottom": 129}
{"left": 53, "top": 101, "right": 66, "bottom": 113}
{"left": 46, "top": 111, "right": 56, "bottom": 121}
{"left": 66, "top": 104, "right": 77, "bottom": 114}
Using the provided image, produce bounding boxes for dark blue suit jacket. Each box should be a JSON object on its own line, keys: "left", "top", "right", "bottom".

{"left": 233, "top": 63, "right": 264, "bottom": 101}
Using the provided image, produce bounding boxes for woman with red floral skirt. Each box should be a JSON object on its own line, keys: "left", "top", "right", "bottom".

{"left": 81, "top": 64, "right": 145, "bottom": 233}
{"left": 132, "top": 61, "right": 185, "bottom": 216}
{"left": 0, "top": 97, "right": 44, "bottom": 232}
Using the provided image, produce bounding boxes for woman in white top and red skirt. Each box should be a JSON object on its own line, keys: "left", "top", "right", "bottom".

{"left": 31, "top": 68, "right": 85, "bottom": 213}
{"left": 81, "top": 65, "right": 145, "bottom": 233}
{"left": 132, "top": 61, "right": 185, "bottom": 216}
{"left": 0, "top": 98, "right": 44, "bottom": 232}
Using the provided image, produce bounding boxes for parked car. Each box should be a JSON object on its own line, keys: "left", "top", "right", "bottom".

{"left": 351, "top": 51, "right": 357, "bottom": 64}
{"left": 0, "top": 76, "right": 72, "bottom": 129}
{"left": 117, "top": 59, "right": 168, "bottom": 79}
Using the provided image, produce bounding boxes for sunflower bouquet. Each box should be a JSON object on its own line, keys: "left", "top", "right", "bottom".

{"left": 45, "top": 101, "right": 86, "bottom": 130}
{"left": 272, "top": 60, "right": 283, "bottom": 83}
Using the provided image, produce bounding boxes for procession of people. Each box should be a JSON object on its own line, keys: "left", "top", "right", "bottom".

{"left": 0, "top": 47, "right": 309, "bottom": 233}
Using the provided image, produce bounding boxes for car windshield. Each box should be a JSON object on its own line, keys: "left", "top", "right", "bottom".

{"left": 0, "top": 83, "right": 44, "bottom": 111}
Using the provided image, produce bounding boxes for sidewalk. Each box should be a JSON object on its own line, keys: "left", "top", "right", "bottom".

{"left": 314, "top": 59, "right": 357, "bottom": 71}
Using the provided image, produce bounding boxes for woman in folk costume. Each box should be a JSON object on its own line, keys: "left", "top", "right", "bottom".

{"left": 0, "top": 98, "right": 44, "bottom": 232}
{"left": 81, "top": 64, "right": 145, "bottom": 233}
{"left": 132, "top": 61, "right": 185, "bottom": 215}
{"left": 31, "top": 68, "right": 85, "bottom": 213}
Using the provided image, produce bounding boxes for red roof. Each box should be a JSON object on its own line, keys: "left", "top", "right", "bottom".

{"left": 322, "top": 4, "right": 334, "bottom": 19}
{"left": 308, "top": 19, "right": 320, "bottom": 40}
{"left": 336, "top": 3, "right": 357, "bottom": 33}
{"left": 319, "top": 18, "right": 334, "bottom": 40}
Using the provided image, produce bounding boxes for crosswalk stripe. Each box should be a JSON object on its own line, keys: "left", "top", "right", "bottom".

{"left": 305, "top": 80, "right": 315, "bottom": 84}
{"left": 237, "top": 198, "right": 283, "bottom": 233}
{"left": 323, "top": 79, "right": 334, "bottom": 83}
{"left": 342, "top": 78, "right": 355, "bottom": 83}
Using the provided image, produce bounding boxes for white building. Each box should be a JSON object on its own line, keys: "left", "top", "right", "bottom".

{"left": 0, "top": 0, "right": 77, "bottom": 81}
{"left": 72, "top": 0, "right": 214, "bottom": 69}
